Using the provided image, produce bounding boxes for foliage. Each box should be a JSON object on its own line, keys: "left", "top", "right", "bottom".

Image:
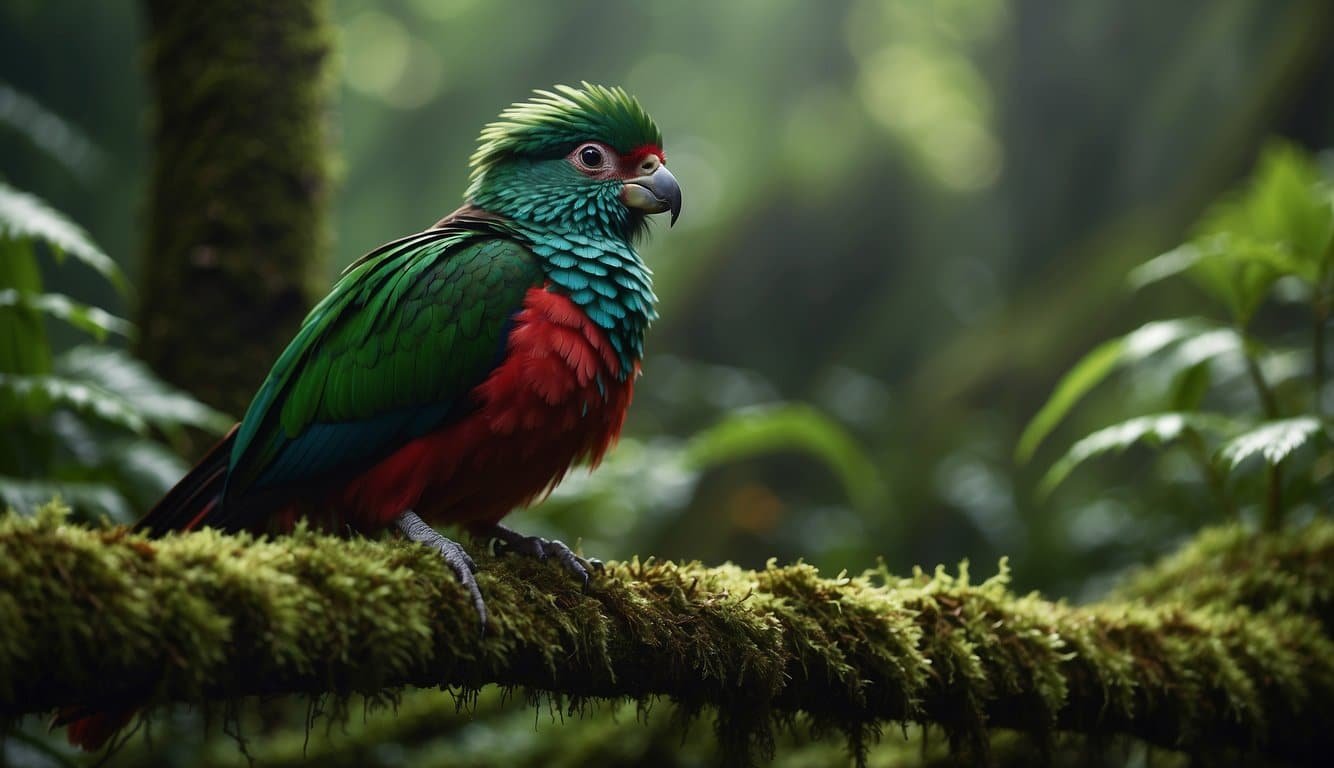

{"left": 1023, "top": 142, "right": 1334, "bottom": 530}
{"left": 1016, "top": 318, "right": 1230, "bottom": 463}
{"left": 680, "top": 403, "right": 887, "bottom": 510}
{"left": 2, "top": 505, "right": 1331, "bottom": 766}
{"left": 0, "top": 183, "right": 126, "bottom": 294}
{"left": 1037, "top": 412, "right": 1238, "bottom": 497}
{"left": 533, "top": 401, "right": 882, "bottom": 567}
{"left": 0, "top": 180, "right": 229, "bottom": 523}
{"left": 0, "top": 81, "right": 104, "bottom": 182}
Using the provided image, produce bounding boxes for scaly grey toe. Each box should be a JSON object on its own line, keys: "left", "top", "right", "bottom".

{"left": 397, "top": 510, "right": 487, "bottom": 632}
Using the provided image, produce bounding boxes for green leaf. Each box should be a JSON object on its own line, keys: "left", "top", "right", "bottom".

{"left": 1132, "top": 234, "right": 1299, "bottom": 325}
{"left": 0, "top": 289, "right": 133, "bottom": 341}
{"left": 100, "top": 437, "right": 190, "bottom": 510}
{"left": 1163, "top": 327, "right": 1248, "bottom": 368}
{"left": 1215, "top": 142, "right": 1334, "bottom": 277}
{"left": 0, "top": 475, "right": 132, "bottom": 522}
{"left": 0, "top": 182, "right": 128, "bottom": 294}
{"left": 682, "top": 402, "right": 886, "bottom": 509}
{"left": 1131, "top": 143, "right": 1334, "bottom": 322}
{"left": 0, "top": 238, "right": 53, "bottom": 376}
{"left": 1039, "top": 412, "right": 1238, "bottom": 497}
{"left": 1217, "top": 417, "right": 1325, "bottom": 470}
{"left": 1127, "top": 242, "right": 1205, "bottom": 290}
{"left": 1192, "top": 235, "right": 1299, "bottom": 324}
{"left": 0, "top": 82, "right": 104, "bottom": 180}
{"left": 1169, "top": 361, "right": 1212, "bottom": 412}
{"left": 0, "top": 372, "right": 146, "bottom": 434}
{"left": 1017, "top": 318, "right": 1216, "bottom": 463}
{"left": 39, "top": 416, "right": 188, "bottom": 514}
{"left": 55, "top": 346, "right": 233, "bottom": 433}
{"left": 1257, "top": 347, "right": 1310, "bottom": 390}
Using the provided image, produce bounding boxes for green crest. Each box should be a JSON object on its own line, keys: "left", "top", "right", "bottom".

{"left": 468, "top": 82, "right": 663, "bottom": 184}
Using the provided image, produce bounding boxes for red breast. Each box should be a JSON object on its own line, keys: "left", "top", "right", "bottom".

{"left": 336, "top": 287, "right": 635, "bottom": 530}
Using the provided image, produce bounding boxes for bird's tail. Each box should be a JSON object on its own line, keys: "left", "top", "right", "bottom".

{"left": 135, "top": 425, "right": 238, "bottom": 535}
{"left": 59, "top": 425, "right": 238, "bottom": 751}
{"left": 54, "top": 708, "right": 136, "bottom": 752}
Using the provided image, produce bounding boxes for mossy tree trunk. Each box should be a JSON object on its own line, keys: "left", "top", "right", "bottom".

{"left": 135, "top": 1, "right": 333, "bottom": 418}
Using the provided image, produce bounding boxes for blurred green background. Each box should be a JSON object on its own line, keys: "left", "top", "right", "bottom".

{"left": 5, "top": 1, "right": 1334, "bottom": 765}
{"left": 3, "top": 0, "right": 1332, "bottom": 603}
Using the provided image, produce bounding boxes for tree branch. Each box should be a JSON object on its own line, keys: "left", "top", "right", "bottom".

{"left": 1, "top": 506, "right": 1330, "bottom": 764}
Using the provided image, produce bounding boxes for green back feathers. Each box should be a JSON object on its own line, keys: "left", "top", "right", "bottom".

{"left": 466, "top": 82, "right": 662, "bottom": 197}
{"left": 225, "top": 227, "right": 544, "bottom": 504}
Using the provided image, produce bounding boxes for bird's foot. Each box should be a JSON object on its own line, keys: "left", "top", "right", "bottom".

{"left": 484, "top": 523, "right": 604, "bottom": 590}
{"left": 395, "top": 510, "right": 487, "bottom": 633}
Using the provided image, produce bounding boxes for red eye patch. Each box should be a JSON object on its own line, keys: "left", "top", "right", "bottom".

{"left": 623, "top": 144, "right": 665, "bottom": 166}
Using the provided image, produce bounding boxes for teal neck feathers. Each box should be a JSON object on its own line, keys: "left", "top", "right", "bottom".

{"left": 470, "top": 164, "right": 657, "bottom": 379}
{"left": 462, "top": 83, "right": 666, "bottom": 379}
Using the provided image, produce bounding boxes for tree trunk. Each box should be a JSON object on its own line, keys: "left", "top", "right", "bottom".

{"left": 136, "top": 1, "right": 332, "bottom": 418}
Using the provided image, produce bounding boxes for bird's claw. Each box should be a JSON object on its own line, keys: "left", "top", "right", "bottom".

{"left": 396, "top": 510, "right": 487, "bottom": 634}
{"left": 493, "top": 533, "right": 547, "bottom": 561}
{"left": 488, "top": 525, "right": 603, "bottom": 591}
{"left": 435, "top": 536, "right": 487, "bottom": 632}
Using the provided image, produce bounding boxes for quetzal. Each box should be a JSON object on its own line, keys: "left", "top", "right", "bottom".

{"left": 63, "top": 83, "right": 679, "bottom": 749}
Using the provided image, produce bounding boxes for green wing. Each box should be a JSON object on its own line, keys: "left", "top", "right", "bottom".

{"left": 222, "top": 226, "right": 543, "bottom": 512}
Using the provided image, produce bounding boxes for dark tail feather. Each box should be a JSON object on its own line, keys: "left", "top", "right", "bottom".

{"left": 135, "top": 425, "right": 238, "bottom": 535}
{"left": 60, "top": 426, "right": 238, "bottom": 750}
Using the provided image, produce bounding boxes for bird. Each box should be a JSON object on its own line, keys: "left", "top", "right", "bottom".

{"left": 61, "top": 82, "right": 680, "bottom": 750}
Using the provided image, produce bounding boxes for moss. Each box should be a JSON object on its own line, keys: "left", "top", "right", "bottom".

{"left": 134, "top": 1, "right": 334, "bottom": 416}
{"left": 1117, "top": 519, "right": 1334, "bottom": 628}
{"left": 1, "top": 507, "right": 1331, "bottom": 765}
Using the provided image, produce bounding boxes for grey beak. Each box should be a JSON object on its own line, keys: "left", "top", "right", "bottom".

{"left": 620, "top": 166, "right": 682, "bottom": 226}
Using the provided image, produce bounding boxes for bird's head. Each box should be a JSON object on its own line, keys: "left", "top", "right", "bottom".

{"left": 465, "top": 83, "right": 681, "bottom": 243}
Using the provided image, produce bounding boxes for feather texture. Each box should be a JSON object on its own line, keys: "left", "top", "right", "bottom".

{"left": 337, "top": 287, "right": 634, "bottom": 530}
{"left": 218, "top": 222, "right": 545, "bottom": 527}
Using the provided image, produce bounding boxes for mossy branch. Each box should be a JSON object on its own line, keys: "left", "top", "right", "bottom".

{"left": 1, "top": 507, "right": 1331, "bottom": 764}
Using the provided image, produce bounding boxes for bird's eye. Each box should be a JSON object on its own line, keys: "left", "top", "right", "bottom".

{"left": 579, "top": 146, "right": 604, "bottom": 168}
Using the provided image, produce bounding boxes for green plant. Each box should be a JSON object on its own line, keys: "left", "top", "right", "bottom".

{"left": 0, "top": 181, "right": 230, "bottom": 522}
{"left": 530, "top": 400, "right": 885, "bottom": 563}
{"left": 1020, "top": 142, "right": 1333, "bottom": 531}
